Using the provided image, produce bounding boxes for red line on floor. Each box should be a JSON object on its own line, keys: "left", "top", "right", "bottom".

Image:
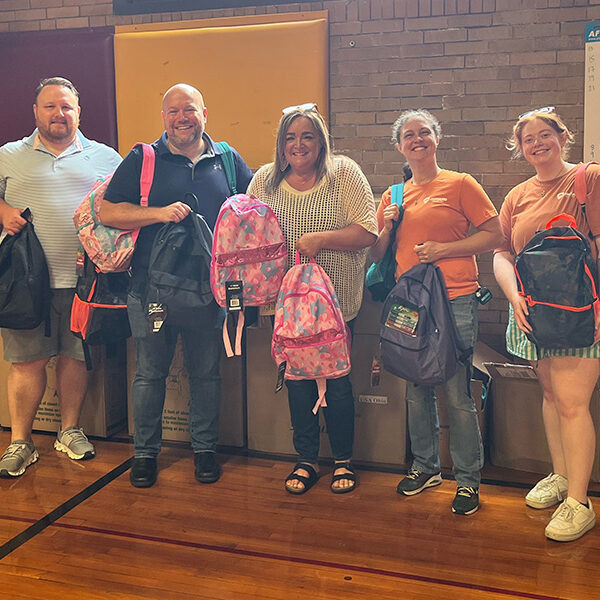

{"left": 33, "top": 519, "right": 564, "bottom": 600}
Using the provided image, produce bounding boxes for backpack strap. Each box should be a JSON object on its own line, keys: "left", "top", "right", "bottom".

{"left": 545, "top": 213, "right": 577, "bottom": 230}
{"left": 389, "top": 183, "right": 405, "bottom": 239}
{"left": 215, "top": 141, "right": 238, "bottom": 195}
{"left": 574, "top": 162, "right": 597, "bottom": 206}
{"left": 313, "top": 379, "right": 328, "bottom": 414}
{"left": 390, "top": 182, "right": 404, "bottom": 208}
{"left": 130, "top": 143, "right": 156, "bottom": 247}
{"left": 295, "top": 250, "right": 317, "bottom": 265}
{"left": 222, "top": 310, "right": 244, "bottom": 358}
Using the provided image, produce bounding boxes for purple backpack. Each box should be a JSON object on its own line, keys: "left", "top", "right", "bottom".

{"left": 380, "top": 262, "right": 463, "bottom": 385}
{"left": 211, "top": 193, "right": 288, "bottom": 356}
{"left": 272, "top": 253, "right": 351, "bottom": 413}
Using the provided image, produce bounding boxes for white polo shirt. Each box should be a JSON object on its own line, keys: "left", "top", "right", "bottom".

{"left": 0, "top": 130, "right": 122, "bottom": 288}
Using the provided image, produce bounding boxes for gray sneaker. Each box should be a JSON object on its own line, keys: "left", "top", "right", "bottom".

{"left": 54, "top": 426, "right": 95, "bottom": 460}
{"left": 397, "top": 468, "right": 442, "bottom": 496}
{"left": 0, "top": 440, "right": 39, "bottom": 477}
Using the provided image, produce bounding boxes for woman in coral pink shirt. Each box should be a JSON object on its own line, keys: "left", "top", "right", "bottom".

{"left": 494, "top": 108, "right": 600, "bottom": 542}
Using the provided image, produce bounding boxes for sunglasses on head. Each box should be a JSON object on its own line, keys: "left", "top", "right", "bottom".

{"left": 282, "top": 102, "right": 318, "bottom": 115}
{"left": 518, "top": 106, "right": 556, "bottom": 120}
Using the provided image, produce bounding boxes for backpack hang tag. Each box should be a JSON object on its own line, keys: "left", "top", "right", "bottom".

{"left": 226, "top": 280, "right": 243, "bottom": 312}
{"left": 259, "top": 302, "right": 276, "bottom": 317}
{"left": 148, "top": 303, "right": 167, "bottom": 333}
{"left": 76, "top": 247, "right": 85, "bottom": 277}
{"left": 370, "top": 354, "right": 382, "bottom": 388}
{"left": 275, "top": 361, "right": 286, "bottom": 393}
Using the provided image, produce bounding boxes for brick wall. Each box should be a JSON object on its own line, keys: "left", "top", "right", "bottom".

{"left": 0, "top": 0, "right": 596, "bottom": 349}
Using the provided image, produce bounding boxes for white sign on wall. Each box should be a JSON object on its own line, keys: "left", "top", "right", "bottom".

{"left": 585, "top": 22, "right": 600, "bottom": 161}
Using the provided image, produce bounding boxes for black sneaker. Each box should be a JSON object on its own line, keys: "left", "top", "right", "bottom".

{"left": 194, "top": 451, "right": 221, "bottom": 484}
{"left": 452, "top": 486, "right": 479, "bottom": 515}
{"left": 396, "top": 468, "right": 442, "bottom": 496}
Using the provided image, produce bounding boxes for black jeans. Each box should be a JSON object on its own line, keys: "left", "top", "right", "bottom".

{"left": 285, "top": 319, "right": 355, "bottom": 464}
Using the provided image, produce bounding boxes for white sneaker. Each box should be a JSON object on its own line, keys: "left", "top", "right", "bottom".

{"left": 545, "top": 497, "right": 596, "bottom": 542}
{"left": 526, "top": 473, "right": 568, "bottom": 509}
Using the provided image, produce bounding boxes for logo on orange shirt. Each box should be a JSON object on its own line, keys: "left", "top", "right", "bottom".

{"left": 423, "top": 196, "right": 448, "bottom": 205}
{"left": 557, "top": 192, "right": 576, "bottom": 201}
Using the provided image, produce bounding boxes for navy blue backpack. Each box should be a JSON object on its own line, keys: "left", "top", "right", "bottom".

{"left": 380, "top": 262, "right": 463, "bottom": 386}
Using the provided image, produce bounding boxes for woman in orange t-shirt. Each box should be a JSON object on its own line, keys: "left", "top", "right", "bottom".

{"left": 372, "top": 109, "right": 502, "bottom": 515}
{"left": 494, "top": 108, "right": 600, "bottom": 542}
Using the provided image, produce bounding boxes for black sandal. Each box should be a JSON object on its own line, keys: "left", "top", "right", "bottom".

{"left": 330, "top": 461, "right": 358, "bottom": 494}
{"left": 285, "top": 462, "right": 319, "bottom": 495}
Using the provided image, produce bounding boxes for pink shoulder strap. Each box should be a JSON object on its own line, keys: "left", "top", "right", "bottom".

{"left": 574, "top": 162, "right": 598, "bottom": 206}
{"left": 130, "top": 143, "right": 156, "bottom": 246}
{"left": 138, "top": 142, "right": 155, "bottom": 208}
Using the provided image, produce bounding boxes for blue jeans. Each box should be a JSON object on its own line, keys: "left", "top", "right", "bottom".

{"left": 128, "top": 293, "right": 221, "bottom": 457}
{"left": 405, "top": 293, "right": 483, "bottom": 488}
{"left": 286, "top": 319, "right": 355, "bottom": 464}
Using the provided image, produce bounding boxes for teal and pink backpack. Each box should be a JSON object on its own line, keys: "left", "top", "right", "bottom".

{"left": 211, "top": 193, "right": 288, "bottom": 356}
{"left": 73, "top": 143, "right": 155, "bottom": 273}
{"left": 272, "top": 253, "right": 351, "bottom": 413}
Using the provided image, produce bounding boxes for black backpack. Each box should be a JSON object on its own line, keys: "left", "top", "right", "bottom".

{"left": 70, "top": 254, "right": 131, "bottom": 346}
{"left": 380, "top": 262, "right": 464, "bottom": 386}
{"left": 514, "top": 212, "right": 598, "bottom": 349}
{"left": 145, "top": 194, "right": 214, "bottom": 330}
{"left": 0, "top": 208, "right": 51, "bottom": 330}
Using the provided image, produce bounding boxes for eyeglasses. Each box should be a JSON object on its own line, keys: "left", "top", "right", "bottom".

{"left": 282, "top": 102, "right": 318, "bottom": 115}
{"left": 518, "top": 106, "right": 555, "bottom": 120}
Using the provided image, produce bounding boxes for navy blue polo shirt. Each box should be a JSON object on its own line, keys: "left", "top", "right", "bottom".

{"left": 105, "top": 132, "right": 253, "bottom": 293}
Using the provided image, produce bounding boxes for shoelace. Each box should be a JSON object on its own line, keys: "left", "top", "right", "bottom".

{"left": 2, "top": 443, "right": 30, "bottom": 458}
{"left": 62, "top": 427, "right": 86, "bottom": 442}
{"left": 407, "top": 469, "right": 422, "bottom": 480}
{"left": 554, "top": 502, "right": 574, "bottom": 522}
{"left": 536, "top": 476, "right": 559, "bottom": 491}
{"left": 457, "top": 486, "right": 476, "bottom": 497}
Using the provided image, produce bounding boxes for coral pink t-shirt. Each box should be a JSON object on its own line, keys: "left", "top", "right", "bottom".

{"left": 496, "top": 163, "right": 600, "bottom": 257}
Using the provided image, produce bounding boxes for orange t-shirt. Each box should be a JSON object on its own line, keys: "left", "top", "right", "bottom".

{"left": 496, "top": 163, "right": 600, "bottom": 257}
{"left": 377, "top": 170, "right": 498, "bottom": 299}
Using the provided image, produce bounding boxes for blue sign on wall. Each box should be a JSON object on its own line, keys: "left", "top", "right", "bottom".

{"left": 586, "top": 22, "right": 600, "bottom": 43}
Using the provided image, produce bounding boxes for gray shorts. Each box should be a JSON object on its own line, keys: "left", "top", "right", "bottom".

{"left": 1, "top": 288, "right": 85, "bottom": 363}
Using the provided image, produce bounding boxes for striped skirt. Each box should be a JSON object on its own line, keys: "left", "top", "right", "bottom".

{"left": 506, "top": 305, "right": 600, "bottom": 361}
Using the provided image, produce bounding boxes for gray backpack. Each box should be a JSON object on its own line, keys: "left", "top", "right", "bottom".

{"left": 380, "top": 262, "right": 463, "bottom": 386}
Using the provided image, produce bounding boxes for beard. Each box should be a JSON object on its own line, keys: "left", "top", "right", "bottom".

{"left": 36, "top": 118, "right": 77, "bottom": 144}
{"left": 168, "top": 123, "right": 203, "bottom": 150}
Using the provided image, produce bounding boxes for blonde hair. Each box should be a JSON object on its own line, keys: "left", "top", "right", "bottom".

{"left": 506, "top": 110, "right": 574, "bottom": 160}
{"left": 264, "top": 107, "right": 333, "bottom": 195}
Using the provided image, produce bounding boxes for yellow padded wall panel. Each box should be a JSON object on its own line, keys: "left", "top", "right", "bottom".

{"left": 114, "top": 18, "right": 328, "bottom": 169}
{"left": 116, "top": 11, "right": 328, "bottom": 34}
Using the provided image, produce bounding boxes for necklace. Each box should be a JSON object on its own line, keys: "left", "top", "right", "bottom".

{"left": 536, "top": 164, "right": 570, "bottom": 184}
{"left": 537, "top": 163, "right": 570, "bottom": 198}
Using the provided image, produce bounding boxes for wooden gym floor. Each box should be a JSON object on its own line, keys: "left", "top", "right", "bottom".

{"left": 1, "top": 430, "right": 599, "bottom": 600}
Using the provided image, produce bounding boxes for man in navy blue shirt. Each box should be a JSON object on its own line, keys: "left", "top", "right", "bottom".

{"left": 101, "top": 83, "right": 252, "bottom": 488}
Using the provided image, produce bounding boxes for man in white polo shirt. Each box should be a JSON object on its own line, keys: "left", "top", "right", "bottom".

{"left": 0, "top": 77, "right": 122, "bottom": 477}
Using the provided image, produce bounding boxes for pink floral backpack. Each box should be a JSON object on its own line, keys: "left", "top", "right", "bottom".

{"left": 73, "top": 143, "right": 155, "bottom": 273}
{"left": 211, "top": 193, "right": 288, "bottom": 356}
{"left": 272, "top": 252, "right": 351, "bottom": 413}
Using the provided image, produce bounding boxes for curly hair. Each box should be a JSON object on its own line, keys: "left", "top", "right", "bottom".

{"left": 391, "top": 109, "right": 441, "bottom": 144}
